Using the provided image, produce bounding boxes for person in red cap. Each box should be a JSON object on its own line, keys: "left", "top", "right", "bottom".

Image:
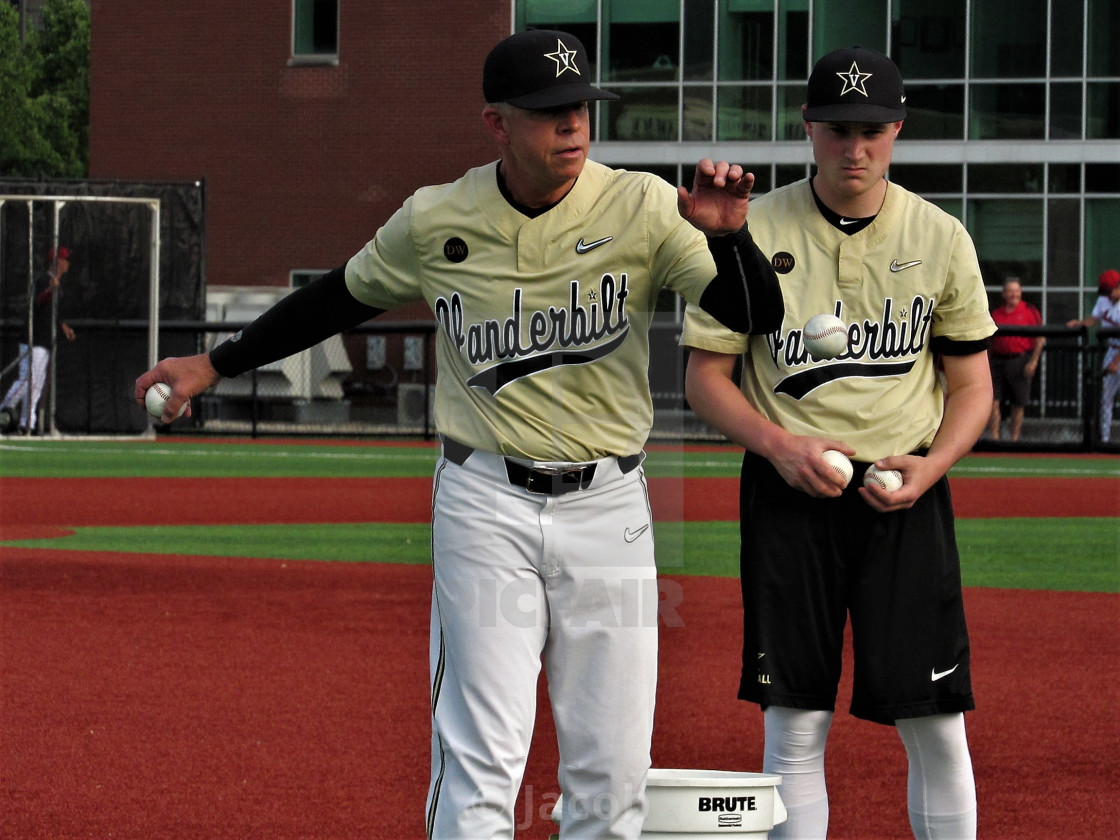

{"left": 1067, "top": 269, "right": 1120, "bottom": 442}
{"left": 987, "top": 277, "right": 1045, "bottom": 441}
{"left": 1, "top": 246, "right": 76, "bottom": 433}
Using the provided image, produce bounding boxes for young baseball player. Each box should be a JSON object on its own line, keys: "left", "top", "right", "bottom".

{"left": 1067, "top": 269, "right": 1120, "bottom": 442}
{"left": 681, "top": 47, "right": 995, "bottom": 839}
{"left": 135, "top": 29, "right": 783, "bottom": 840}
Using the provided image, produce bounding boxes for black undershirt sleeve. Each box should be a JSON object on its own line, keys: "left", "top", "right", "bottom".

{"left": 209, "top": 265, "right": 385, "bottom": 378}
{"left": 698, "top": 226, "right": 784, "bottom": 335}
{"left": 932, "top": 336, "right": 991, "bottom": 356}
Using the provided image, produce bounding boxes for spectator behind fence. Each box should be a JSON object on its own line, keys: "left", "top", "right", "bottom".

{"left": 1, "top": 246, "right": 77, "bottom": 433}
{"left": 1066, "top": 269, "right": 1120, "bottom": 443}
{"left": 987, "top": 277, "right": 1044, "bottom": 442}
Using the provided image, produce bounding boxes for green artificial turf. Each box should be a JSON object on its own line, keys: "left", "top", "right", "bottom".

{"left": 4, "top": 518, "right": 1116, "bottom": 592}
{"left": 3, "top": 438, "right": 1117, "bottom": 479}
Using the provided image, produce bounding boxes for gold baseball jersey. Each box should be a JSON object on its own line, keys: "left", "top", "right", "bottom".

{"left": 681, "top": 178, "right": 996, "bottom": 461}
{"left": 346, "top": 159, "right": 718, "bottom": 462}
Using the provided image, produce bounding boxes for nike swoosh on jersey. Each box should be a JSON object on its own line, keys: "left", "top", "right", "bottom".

{"left": 839, "top": 218, "right": 859, "bottom": 226}
{"left": 931, "top": 664, "right": 959, "bottom": 681}
{"left": 890, "top": 259, "right": 923, "bottom": 272}
{"left": 576, "top": 236, "right": 614, "bottom": 254}
{"left": 624, "top": 524, "right": 650, "bottom": 543}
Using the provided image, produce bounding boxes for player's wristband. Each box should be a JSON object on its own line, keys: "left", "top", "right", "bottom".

{"left": 209, "top": 265, "right": 384, "bottom": 378}
{"left": 699, "top": 226, "right": 784, "bottom": 335}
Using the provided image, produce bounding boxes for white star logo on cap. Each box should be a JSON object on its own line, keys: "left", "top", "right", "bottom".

{"left": 836, "top": 61, "right": 872, "bottom": 97}
{"left": 545, "top": 38, "right": 581, "bottom": 78}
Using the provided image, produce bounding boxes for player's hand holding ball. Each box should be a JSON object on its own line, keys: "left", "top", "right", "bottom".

{"left": 821, "top": 449, "right": 853, "bottom": 488}
{"left": 144, "top": 382, "right": 187, "bottom": 421}
{"left": 863, "top": 464, "right": 903, "bottom": 493}
{"left": 803, "top": 313, "right": 848, "bottom": 359}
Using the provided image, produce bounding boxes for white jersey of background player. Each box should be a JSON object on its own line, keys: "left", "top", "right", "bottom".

{"left": 136, "top": 29, "right": 782, "bottom": 840}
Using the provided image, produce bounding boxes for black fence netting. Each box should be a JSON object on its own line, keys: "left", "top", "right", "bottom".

{"left": 0, "top": 179, "right": 205, "bottom": 434}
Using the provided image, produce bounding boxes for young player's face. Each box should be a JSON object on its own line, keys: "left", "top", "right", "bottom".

{"left": 806, "top": 120, "right": 901, "bottom": 206}
{"left": 490, "top": 103, "right": 590, "bottom": 207}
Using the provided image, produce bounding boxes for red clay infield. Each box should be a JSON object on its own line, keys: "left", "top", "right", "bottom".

{"left": 1, "top": 469, "right": 1118, "bottom": 838}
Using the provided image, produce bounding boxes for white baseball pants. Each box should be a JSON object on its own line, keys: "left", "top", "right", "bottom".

{"left": 425, "top": 447, "right": 658, "bottom": 840}
{"left": 1, "top": 344, "right": 50, "bottom": 431}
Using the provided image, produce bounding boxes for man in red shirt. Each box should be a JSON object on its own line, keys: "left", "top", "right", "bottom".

{"left": 988, "top": 277, "right": 1044, "bottom": 441}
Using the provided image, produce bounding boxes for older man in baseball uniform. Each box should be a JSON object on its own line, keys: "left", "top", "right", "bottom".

{"left": 683, "top": 47, "right": 995, "bottom": 839}
{"left": 136, "top": 29, "right": 783, "bottom": 840}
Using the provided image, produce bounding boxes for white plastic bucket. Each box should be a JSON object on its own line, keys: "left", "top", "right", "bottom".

{"left": 551, "top": 768, "right": 786, "bottom": 838}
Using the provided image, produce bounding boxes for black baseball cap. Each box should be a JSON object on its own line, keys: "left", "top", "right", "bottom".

{"left": 803, "top": 46, "right": 907, "bottom": 123}
{"left": 483, "top": 29, "right": 620, "bottom": 109}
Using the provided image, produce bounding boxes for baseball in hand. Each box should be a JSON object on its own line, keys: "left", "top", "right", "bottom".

{"left": 821, "top": 449, "right": 853, "bottom": 487}
{"left": 864, "top": 464, "right": 903, "bottom": 492}
{"left": 803, "top": 313, "right": 849, "bottom": 359}
{"left": 144, "top": 383, "right": 187, "bottom": 420}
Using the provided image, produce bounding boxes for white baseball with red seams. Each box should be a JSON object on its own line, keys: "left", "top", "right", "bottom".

{"left": 864, "top": 464, "right": 904, "bottom": 492}
{"left": 144, "top": 383, "right": 187, "bottom": 419}
{"left": 821, "top": 449, "right": 853, "bottom": 486}
{"left": 803, "top": 313, "right": 849, "bottom": 359}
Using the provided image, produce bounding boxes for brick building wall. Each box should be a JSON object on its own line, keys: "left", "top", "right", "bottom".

{"left": 89, "top": 0, "right": 508, "bottom": 306}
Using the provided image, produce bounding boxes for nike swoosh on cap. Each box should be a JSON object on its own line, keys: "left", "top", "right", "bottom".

{"left": 576, "top": 236, "right": 613, "bottom": 254}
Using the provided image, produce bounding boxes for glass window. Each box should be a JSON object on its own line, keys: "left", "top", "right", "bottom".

{"left": 684, "top": 87, "right": 715, "bottom": 141}
{"left": 929, "top": 197, "right": 964, "bottom": 222}
{"left": 1047, "top": 199, "right": 1081, "bottom": 290}
{"left": 776, "top": 83, "right": 806, "bottom": 141}
{"left": 887, "top": 164, "right": 962, "bottom": 194}
{"left": 969, "top": 164, "right": 1045, "bottom": 194}
{"left": 967, "top": 198, "right": 1044, "bottom": 287}
{"left": 1048, "top": 164, "right": 1082, "bottom": 194}
{"left": 292, "top": 0, "right": 338, "bottom": 59}
{"left": 521, "top": 0, "right": 596, "bottom": 26}
{"left": 1050, "top": 83, "right": 1083, "bottom": 140}
{"left": 718, "top": 0, "right": 774, "bottom": 81}
{"left": 776, "top": 164, "right": 810, "bottom": 188}
{"left": 1047, "top": 291, "right": 1084, "bottom": 327}
{"left": 969, "top": 83, "right": 1045, "bottom": 139}
{"left": 901, "top": 84, "right": 964, "bottom": 140}
{"left": 1086, "top": 199, "right": 1120, "bottom": 290}
{"left": 813, "top": 0, "right": 888, "bottom": 56}
{"left": 1085, "top": 164, "right": 1120, "bottom": 193}
{"left": 683, "top": 0, "right": 716, "bottom": 81}
{"left": 1087, "top": 0, "right": 1120, "bottom": 76}
{"left": 1050, "top": 1, "right": 1085, "bottom": 77}
{"left": 606, "top": 1, "right": 681, "bottom": 83}
{"left": 717, "top": 85, "right": 773, "bottom": 141}
{"left": 1087, "top": 82, "right": 1120, "bottom": 140}
{"left": 604, "top": 87, "right": 679, "bottom": 141}
{"left": 970, "top": 0, "right": 1045, "bottom": 78}
{"left": 777, "top": 3, "right": 809, "bottom": 81}
{"left": 748, "top": 165, "right": 773, "bottom": 195}
{"left": 892, "top": 0, "right": 966, "bottom": 80}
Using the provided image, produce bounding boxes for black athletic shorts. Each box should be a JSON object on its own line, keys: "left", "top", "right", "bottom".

{"left": 990, "top": 352, "right": 1032, "bottom": 406}
{"left": 736, "top": 452, "right": 974, "bottom": 726}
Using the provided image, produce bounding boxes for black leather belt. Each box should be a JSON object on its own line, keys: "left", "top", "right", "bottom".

{"left": 505, "top": 460, "right": 596, "bottom": 495}
{"left": 441, "top": 435, "right": 641, "bottom": 496}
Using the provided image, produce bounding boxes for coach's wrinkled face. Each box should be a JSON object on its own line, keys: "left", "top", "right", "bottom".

{"left": 483, "top": 102, "right": 590, "bottom": 207}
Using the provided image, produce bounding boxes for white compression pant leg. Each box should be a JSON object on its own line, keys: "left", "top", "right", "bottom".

{"left": 763, "top": 707, "right": 832, "bottom": 840}
{"left": 1099, "top": 349, "right": 1120, "bottom": 442}
{"left": 896, "top": 714, "right": 976, "bottom": 840}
